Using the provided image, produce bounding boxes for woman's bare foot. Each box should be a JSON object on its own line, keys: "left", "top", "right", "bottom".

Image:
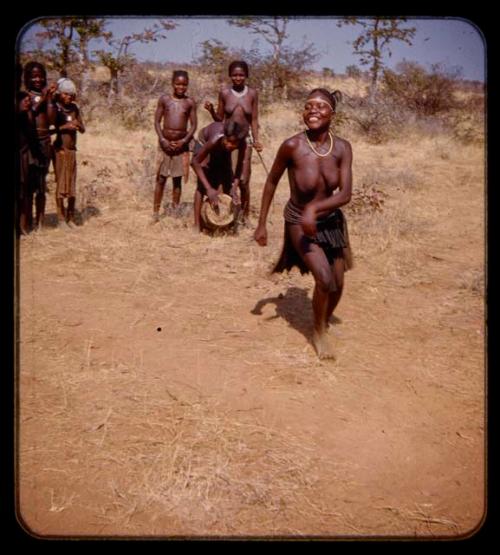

{"left": 312, "top": 329, "right": 336, "bottom": 360}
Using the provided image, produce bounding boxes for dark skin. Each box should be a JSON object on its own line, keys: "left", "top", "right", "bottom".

{"left": 17, "top": 94, "right": 41, "bottom": 235}
{"left": 153, "top": 75, "right": 197, "bottom": 218}
{"left": 254, "top": 94, "right": 353, "bottom": 359}
{"left": 26, "top": 67, "right": 57, "bottom": 131}
{"left": 191, "top": 122, "right": 247, "bottom": 232}
{"left": 53, "top": 91, "right": 85, "bottom": 226}
{"left": 204, "top": 65, "right": 262, "bottom": 218}
{"left": 26, "top": 67, "right": 57, "bottom": 230}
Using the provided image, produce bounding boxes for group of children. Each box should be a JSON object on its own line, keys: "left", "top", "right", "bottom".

{"left": 16, "top": 59, "right": 260, "bottom": 235}
{"left": 153, "top": 60, "right": 262, "bottom": 231}
{"left": 16, "top": 61, "right": 85, "bottom": 235}
{"left": 16, "top": 59, "right": 354, "bottom": 359}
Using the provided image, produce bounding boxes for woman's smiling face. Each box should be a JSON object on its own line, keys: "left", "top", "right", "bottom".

{"left": 303, "top": 95, "right": 334, "bottom": 130}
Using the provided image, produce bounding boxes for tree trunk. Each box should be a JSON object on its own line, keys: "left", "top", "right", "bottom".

{"left": 108, "top": 69, "right": 120, "bottom": 104}
{"left": 79, "top": 39, "right": 91, "bottom": 96}
{"left": 368, "top": 20, "right": 380, "bottom": 101}
{"left": 281, "top": 83, "right": 288, "bottom": 101}
{"left": 269, "top": 44, "right": 281, "bottom": 100}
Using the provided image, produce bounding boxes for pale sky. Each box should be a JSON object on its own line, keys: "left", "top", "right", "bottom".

{"left": 18, "top": 16, "right": 486, "bottom": 82}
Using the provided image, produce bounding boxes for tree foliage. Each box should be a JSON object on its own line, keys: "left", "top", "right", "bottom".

{"left": 227, "top": 16, "right": 317, "bottom": 100}
{"left": 33, "top": 17, "right": 107, "bottom": 78}
{"left": 195, "top": 39, "right": 232, "bottom": 83}
{"left": 338, "top": 17, "right": 416, "bottom": 97}
{"left": 93, "top": 20, "right": 177, "bottom": 101}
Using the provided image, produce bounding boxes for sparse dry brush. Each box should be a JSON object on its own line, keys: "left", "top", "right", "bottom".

{"left": 19, "top": 61, "right": 485, "bottom": 538}
{"left": 71, "top": 66, "right": 484, "bottom": 279}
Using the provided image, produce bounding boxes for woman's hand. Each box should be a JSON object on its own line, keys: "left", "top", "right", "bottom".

{"left": 253, "top": 224, "right": 268, "bottom": 246}
{"left": 230, "top": 180, "right": 241, "bottom": 207}
{"left": 204, "top": 101, "right": 214, "bottom": 113}
{"left": 252, "top": 140, "right": 263, "bottom": 152}
{"left": 44, "top": 83, "right": 57, "bottom": 98}
{"left": 301, "top": 204, "right": 317, "bottom": 237}
{"left": 206, "top": 187, "right": 220, "bottom": 211}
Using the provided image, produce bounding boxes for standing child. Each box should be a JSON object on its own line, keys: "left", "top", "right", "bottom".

{"left": 23, "top": 61, "right": 57, "bottom": 231}
{"left": 153, "top": 70, "right": 197, "bottom": 222}
{"left": 52, "top": 78, "right": 85, "bottom": 228}
{"left": 16, "top": 91, "right": 43, "bottom": 235}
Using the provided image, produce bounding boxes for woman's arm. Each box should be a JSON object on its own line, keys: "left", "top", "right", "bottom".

{"left": 214, "top": 90, "right": 225, "bottom": 122}
{"left": 251, "top": 89, "right": 262, "bottom": 151}
{"left": 191, "top": 138, "right": 221, "bottom": 207}
{"left": 230, "top": 141, "right": 248, "bottom": 205}
{"left": 204, "top": 91, "right": 224, "bottom": 122}
{"left": 254, "top": 140, "right": 291, "bottom": 246}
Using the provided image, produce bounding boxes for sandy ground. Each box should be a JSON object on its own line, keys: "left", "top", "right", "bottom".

{"left": 16, "top": 118, "right": 485, "bottom": 539}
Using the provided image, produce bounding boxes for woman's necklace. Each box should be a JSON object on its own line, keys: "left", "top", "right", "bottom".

{"left": 231, "top": 85, "right": 248, "bottom": 98}
{"left": 304, "top": 130, "right": 334, "bottom": 157}
{"left": 29, "top": 90, "right": 41, "bottom": 103}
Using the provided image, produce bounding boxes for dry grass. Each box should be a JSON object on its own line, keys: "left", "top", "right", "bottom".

{"left": 18, "top": 72, "right": 486, "bottom": 538}
{"left": 20, "top": 309, "right": 346, "bottom": 536}
{"left": 87, "top": 398, "right": 336, "bottom": 535}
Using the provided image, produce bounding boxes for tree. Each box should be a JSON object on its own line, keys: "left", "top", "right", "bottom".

{"left": 195, "top": 39, "right": 233, "bottom": 83}
{"left": 94, "top": 20, "right": 176, "bottom": 102}
{"left": 33, "top": 17, "right": 108, "bottom": 83}
{"left": 35, "top": 19, "right": 80, "bottom": 77}
{"left": 382, "top": 61, "right": 460, "bottom": 116}
{"left": 228, "top": 16, "right": 316, "bottom": 99}
{"left": 338, "top": 17, "right": 416, "bottom": 99}
{"left": 71, "top": 18, "right": 109, "bottom": 95}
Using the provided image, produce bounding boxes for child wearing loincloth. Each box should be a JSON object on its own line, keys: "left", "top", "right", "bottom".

{"left": 52, "top": 78, "right": 85, "bottom": 228}
{"left": 254, "top": 88, "right": 353, "bottom": 360}
{"left": 153, "top": 70, "right": 197, "bottom": 221}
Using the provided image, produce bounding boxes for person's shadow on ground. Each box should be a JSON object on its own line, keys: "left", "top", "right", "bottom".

{"left": 42, "top": 206, "right": 101, "bottom": 229}
{"left": 251, "top": 286, "right": 313, "bottom": 346}
{"left": 75, "top": 205, "right": 101, "bottom": 225}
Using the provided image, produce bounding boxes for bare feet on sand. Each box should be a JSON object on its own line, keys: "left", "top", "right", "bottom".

{"left": 312, "top": 330, "right": 336, "bottom": 360}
